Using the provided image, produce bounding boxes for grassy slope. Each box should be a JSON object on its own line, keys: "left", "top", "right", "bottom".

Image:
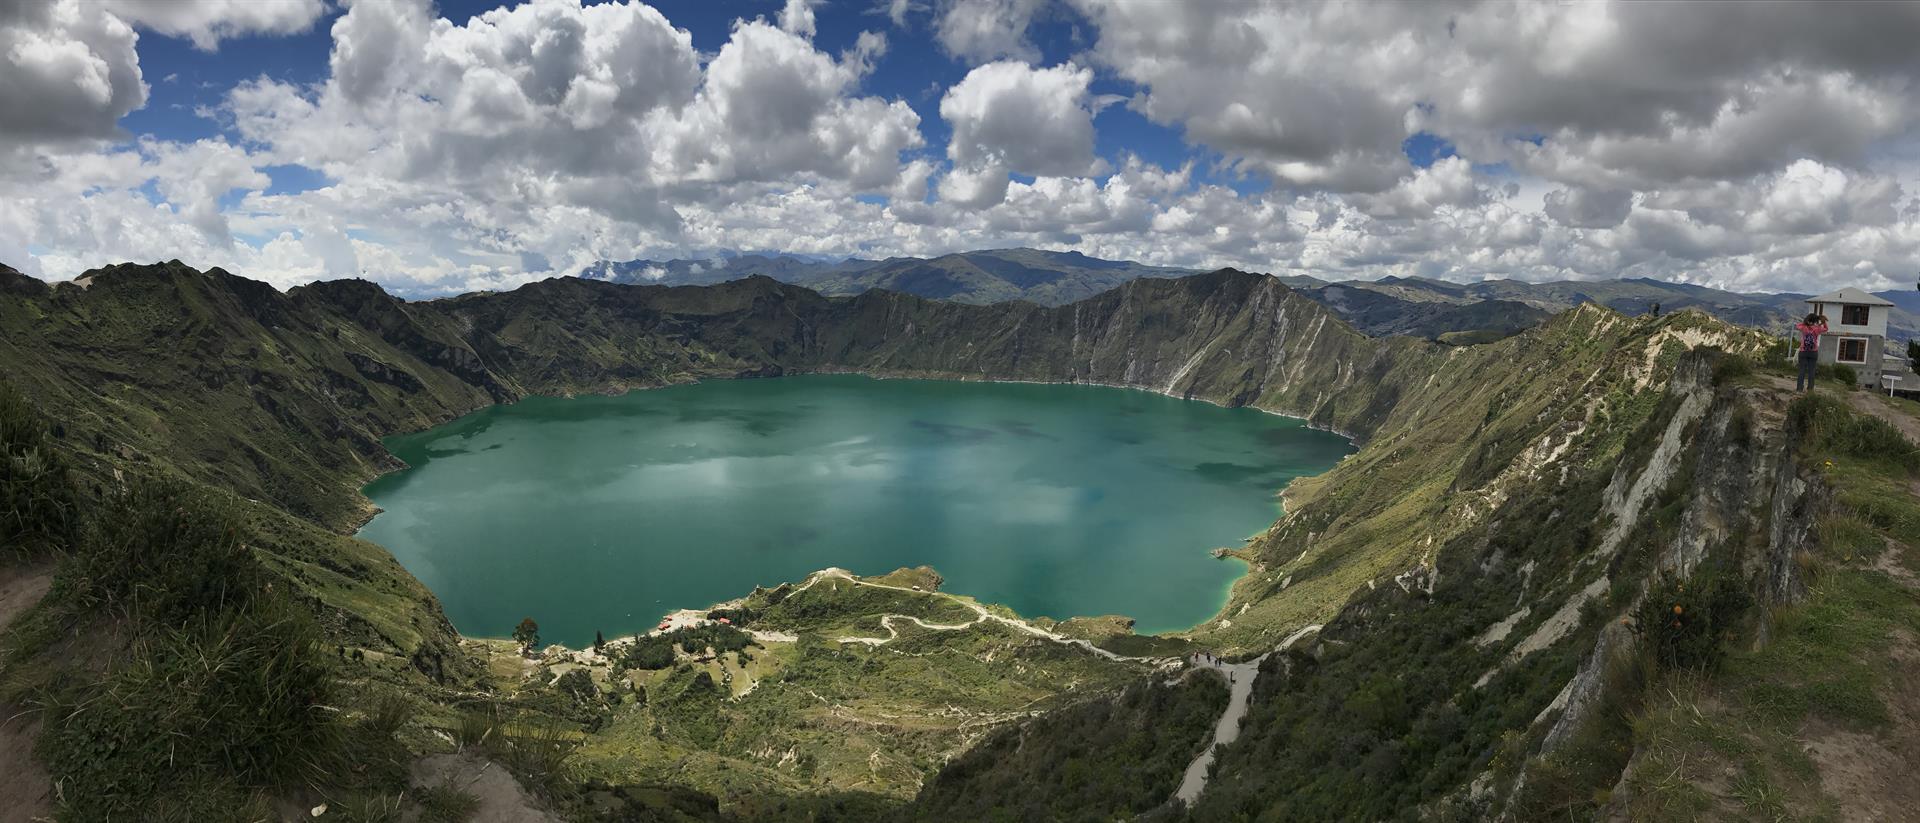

{"left": 1167, "top": 364, "right": 1915, "bottom": 821}
{"left": 1, "top": 260, "right": 1812, "bottom": 819}
{"left": 483, "top": 573, "right": 1149, "bottom": 816}
{"left": 1193, "top": 309, "right": 1770, "bottom": 654}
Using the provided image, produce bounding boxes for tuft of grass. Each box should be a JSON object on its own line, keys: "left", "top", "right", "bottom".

{"left": 35, "top": 596, "right": 341, "bottom": 819}
{"left": 15, "top": 473, "right": 425, "bottom": 821}
{"left": 1789, "top": 394, "right": 1920, "bottom": 473}
{"left": 59, "top": 477, "right": 264, "bottom": 625}
{"left": 330, "top": 792, "right": 408, "bottom": 823}
{"left": 415, "top": 784, "right": 482, "bottom": 823}
{"left": 447, "top": 702, "right": 579, "bottom": 801}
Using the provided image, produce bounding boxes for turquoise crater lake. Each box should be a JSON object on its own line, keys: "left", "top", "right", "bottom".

{"left": 359, "top": 375, "right": 1353, "bottom": 647}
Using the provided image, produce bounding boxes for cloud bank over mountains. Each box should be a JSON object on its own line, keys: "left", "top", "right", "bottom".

{"left": 2, "top": 0, "right": 1919, "bottom": 296}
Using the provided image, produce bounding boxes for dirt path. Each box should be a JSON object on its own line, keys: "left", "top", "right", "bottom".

{"left": 833, "top": 613, "right": 985, "bottom": 645}
{"left": 411, "top": 753, "right": 560, "bottom": 822}
{"left": 1843, "top": 392, "right": 1920, "bottom": 446}
{"left": 812, "top": 569, "right": 1168, "bottom": 664}
{"left": 1171, "top": 625, "right": 1320, "bottom": 807}
{"left": 1174, "top": 653, "right": 1266, "bottom": 806}
{"left": 0, "top": 562, "right": 52, "bottom": 634}
{"left": 0, "top": 563, "right": 54, "bottom": 823}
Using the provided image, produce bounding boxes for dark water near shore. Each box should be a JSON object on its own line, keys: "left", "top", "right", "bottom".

{"left": 359, "top": 375, "right": 1352, "bottom": 646}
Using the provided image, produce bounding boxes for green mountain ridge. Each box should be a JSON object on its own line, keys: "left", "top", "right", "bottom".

{"left": 581, "top": 247, "right": 1194, "bottom": 309}
{"left": 577, "top": 250, "right": 1919, "bottom": 347}
{"left": 1, "top": 260, "right": 1914, "bottom": 821}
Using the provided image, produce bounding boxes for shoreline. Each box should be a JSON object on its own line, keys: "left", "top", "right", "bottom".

{"left": 350, "top": 369, "right": 1358, "bottom": 649}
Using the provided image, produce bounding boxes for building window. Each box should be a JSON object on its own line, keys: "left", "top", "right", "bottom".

{"left": 1841, "top": 304, "right": 1871, "bottom": 325}
{"left": 1837, "top": 337, "right": 1867, "bottom": 363}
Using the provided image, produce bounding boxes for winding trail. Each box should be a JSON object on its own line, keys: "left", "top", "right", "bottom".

{"left": 1174, "top": 654, "right": 1266, "bottom": 806}
{"left": 807, "top": 567, "right": 1341, "bottom": 808}
{"left": 807, "top": 568, "right": 1166, "bottom": 664}
{"left": 1172, "top": 624, "right": 1322, "bottom": 807}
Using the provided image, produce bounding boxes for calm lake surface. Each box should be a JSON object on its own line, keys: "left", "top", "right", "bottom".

{"left": 360, "top": 375, "right": 1353, "bottom": 646}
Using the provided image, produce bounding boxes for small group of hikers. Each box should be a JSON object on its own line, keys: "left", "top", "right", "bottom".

{"left": 1793, "top": 312, "right": 1829, "bottom": 392}
{"left": 1192, "top": 652, "right": 1238, "bottom": 683}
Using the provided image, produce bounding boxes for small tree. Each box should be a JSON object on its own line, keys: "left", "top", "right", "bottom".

{"left": 594, "top": 630, "right": 605, "bottom": 655}
{"left": 1908, "top": 339, "right": 1919, "bottom": 374}
{"left": 513, "top": 617, "right": 541, "bottom": 655}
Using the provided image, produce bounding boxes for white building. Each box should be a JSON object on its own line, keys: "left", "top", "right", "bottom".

{"left": 1806, "top": 287, "right": 1894, "bottom": 388}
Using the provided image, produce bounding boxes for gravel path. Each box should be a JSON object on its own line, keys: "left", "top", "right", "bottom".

{"left": 1173, "top": 624, "right": 1321, "bottom": 807}
{"left": 1174, "top": 653, "right": 1266, "bottom": 806}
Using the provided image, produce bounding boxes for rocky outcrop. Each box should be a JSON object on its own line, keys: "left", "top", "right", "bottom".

{"left": 1489, "top": 365, "right": 1828, "bottom": 818}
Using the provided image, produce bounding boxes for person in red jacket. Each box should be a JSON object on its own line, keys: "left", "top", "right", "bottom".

{"left": 1794, "top": 312, "right": 1828, "bottom": 392}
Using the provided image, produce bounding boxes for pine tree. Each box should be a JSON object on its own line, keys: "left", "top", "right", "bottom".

{"left": 594, "top": 630, "right": 605, "bottom": 654}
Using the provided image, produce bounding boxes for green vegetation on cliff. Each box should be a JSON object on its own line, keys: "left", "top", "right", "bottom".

{"left": 7, "top": 259, "right": 1901, "bottom": 821}
{"left": 0, "top": 390, "right": 418, "bottom": 820}
{"left": 899, "top": 674, "right": 1229, "bottom": 822}
{"left": 1608, "top": 393, "right": 1920, "bottom": 821}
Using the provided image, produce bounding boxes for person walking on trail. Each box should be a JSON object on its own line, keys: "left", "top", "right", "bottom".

{"left": 1794, "top": 312, "right": 1828, "bottom": 392}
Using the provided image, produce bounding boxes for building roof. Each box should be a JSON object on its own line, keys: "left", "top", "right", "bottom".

{"left": 1806, "top": 287, "right": 1895, "bottom": 307}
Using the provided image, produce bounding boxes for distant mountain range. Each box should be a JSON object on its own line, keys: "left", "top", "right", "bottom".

{"left": 580, "top": 248, "right": 1191, "bottom": 308}
{"left": 582, "top": 250, "right": 1919, "bottom": 345}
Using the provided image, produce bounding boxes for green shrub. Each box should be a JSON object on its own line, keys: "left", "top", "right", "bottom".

{"left": 0, "top": 380, "right": 78, "bottom": 560}
{"left": 1789, "top": 394, "right": 1920, "bottom": 473}
{"left": 618, "top": 623, "right": 754, "bottom": 671}
{"left": 1630, "top": 567, "right": 1752, "bottom": 672}
{"left": 63, "top": 478, "right": 264, "bottom": 623}
{"left": 1818, "top": 363, "right": 1858, "bottom": 388}
{"left": 37, "top": 597, "right": 340, "bottom": 819}
{"left": 706, "top": 606, "right": 755, "bottom": 625}
{"left": 555, "top": 667, "right": 599, "bottom": 705}
{"left": 672, "top": 622, "right": 752, "bottom": 655}
{"left": 621, "top": 634, "right": 677, "bottom": 670}
{"left": 1708, "top": 348, "right": 1755, "bottom": 385}
{"left": 415, "top": 784, "right": 481, "bottom": 823}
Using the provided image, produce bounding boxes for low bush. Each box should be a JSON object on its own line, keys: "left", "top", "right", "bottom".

{"left": 62, "top": 478, "right": 264, "bottom": 624}
{"left": 36, "top": 597, "right": 339, "bottom": 819}
{"left": 1630, "top": 566, "right": 1752, "bottom": 672}
{"left": 621, "top": 634, "right": 677, "bottom": 670}
{"left": 1789, "top": 394, "right": 1920, "bottom": 473}
{"left": 618, "top": 623, "right": 753, "bottom": 671}
{"left": 0, "top": 380, "right": 78, "bottom": 560}
{"left": 1708, "top": 347, "right": 1756, "bottom": 385}
{"left": 672, "top": 622, "right": 753, "bottom": 655}
{"left": 1818, "top": 363, "right": 1858, "bottom": 388}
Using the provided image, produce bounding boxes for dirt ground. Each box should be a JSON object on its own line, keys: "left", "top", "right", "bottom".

{"left": 410, "top": 753, "right": 561, "bottom": 823}
{"left": 0, "top": 562, "right": 51, "bottom": 634}
{"left": 0, "top": 562, "right": 54, "bottom": 823}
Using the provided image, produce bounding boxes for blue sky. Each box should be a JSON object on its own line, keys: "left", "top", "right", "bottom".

{"left": 3, "top": 0, "right": 1916, "bottom": 296}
